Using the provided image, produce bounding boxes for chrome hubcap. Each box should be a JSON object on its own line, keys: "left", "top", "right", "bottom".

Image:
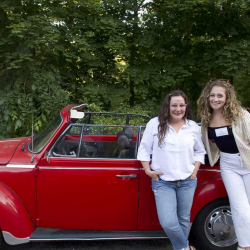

{"left": 204, "top": 206, "right": 237, "bottom": 247}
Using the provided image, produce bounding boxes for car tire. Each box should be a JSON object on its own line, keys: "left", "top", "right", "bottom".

{"left": 191, "top": 198, "right": 238, "bottom": 250}
{"left": 0, "top": 231, "right": 3, "bottom": 250}
{"left": 0, "top": 230, "right": 8, "bottom": 250}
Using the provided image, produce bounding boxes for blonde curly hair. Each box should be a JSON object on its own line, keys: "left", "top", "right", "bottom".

{"left": 197, "top": 79, "right": 242, "bottom": 128}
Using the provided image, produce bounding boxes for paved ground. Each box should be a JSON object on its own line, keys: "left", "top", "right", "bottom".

{"left": 2, "top": 238, "right": 200, "bottom": 250}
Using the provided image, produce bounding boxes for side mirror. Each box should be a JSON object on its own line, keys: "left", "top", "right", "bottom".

{"left": 44, "top": 151, "right": 50, "bottom": 164}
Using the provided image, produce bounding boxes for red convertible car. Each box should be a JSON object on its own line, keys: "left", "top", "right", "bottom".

{"left": 0, "top": 104, "right": 237, "bottom": 250}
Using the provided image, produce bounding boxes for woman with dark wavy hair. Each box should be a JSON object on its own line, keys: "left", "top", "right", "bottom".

{"left": 137, "top": 90, "right": 206, "bottom": 250}
{"left": 198, "top": 79, "right": 250, "bottom": 250}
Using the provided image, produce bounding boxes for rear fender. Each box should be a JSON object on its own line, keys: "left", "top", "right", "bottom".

{"left": 191, "top": 174, "right": 228, "bottom": 221}
{"left": 0, "top": 182, "right": 34, "bottom": 245}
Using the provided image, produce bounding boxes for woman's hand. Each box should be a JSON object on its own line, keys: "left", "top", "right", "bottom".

{"left": 190, "top": 161, "right": 201, "bottom": 179}
{"left": 141, "top": 161, "right": 163, "bottom": 181}
{"left": 145, "top": 169, "right": 164, "bottom": 181}
{"left": 190, "top": 168, "right": 198, "bottom": 179}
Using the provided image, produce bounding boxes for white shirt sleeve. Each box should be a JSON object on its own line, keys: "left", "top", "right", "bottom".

{"left": 137, "top": 119, "right": 156, "bottom": 162}
{"left": 193, "top": 123, "right": 206, "bottom": 164}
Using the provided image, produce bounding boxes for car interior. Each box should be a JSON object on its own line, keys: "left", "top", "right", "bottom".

{"left": 52, "top": 125, "right": 138, "bottom": 159}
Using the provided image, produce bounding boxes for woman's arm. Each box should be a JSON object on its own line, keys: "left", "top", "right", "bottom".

{"left": 137, "top": 118, "right": 163, "bottom": 181}
{"left": 191, "top": 123, "right": 206, "bottom": 178}
{"left": 193, "top": 124, "right": 206, "bottom": 164}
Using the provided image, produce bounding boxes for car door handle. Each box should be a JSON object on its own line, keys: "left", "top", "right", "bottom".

{"left": 116, "top": 174, "right": 137, "bottom": 179}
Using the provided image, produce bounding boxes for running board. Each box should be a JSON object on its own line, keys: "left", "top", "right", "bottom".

{"left": 30, "top": 228, "right": 167, "bottom": 241}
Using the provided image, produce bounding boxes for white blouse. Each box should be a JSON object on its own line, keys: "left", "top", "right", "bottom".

{"left": 137, "top": 117, "right": 206, "bottom": 181}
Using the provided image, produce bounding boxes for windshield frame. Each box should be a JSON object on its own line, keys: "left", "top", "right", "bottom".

{"left": 28, "top": 113, "right": 63, "bottom": 154}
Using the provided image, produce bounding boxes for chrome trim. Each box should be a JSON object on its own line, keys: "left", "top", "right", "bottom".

{"left": 30, "top": 236, "right": 168, "bottom": 241}
{"left": 116, "top": 174, "right": 137, "bottom": 178}
{"left": 199, "top": 169, "right": 221, "bottom": 173}
{"left": 80, "top": 124, "right": 139, "bottom": 128}
{"left": 40, "top": 167, "right": 138, "bottom": 170}
{"left": 6, "top": 164, "right": 35, "bottom": 169}
{"left": 140, "top": 168, "right": 220, "bottom": 173}
{"left": 51, "top": 157, "right": 138, "bottom": 161}
{"left": 77, "top": 125, "right": 85, "bottom": 157}
{"left": 2, "top": 231, "right": 29, "bottom": 245}
{"left": 0, "top": 140, "right": 21, "bottom": 142}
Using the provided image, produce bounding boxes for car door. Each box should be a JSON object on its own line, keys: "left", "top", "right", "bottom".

{"left": 137, "top": 126, "right": 162, "bottom": 230}
{"left": 36, "top": 124, "right": 140, "bottom": 231}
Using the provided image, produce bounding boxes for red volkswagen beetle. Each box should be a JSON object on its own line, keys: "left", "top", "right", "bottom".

{"left": 0, "top": 104, "right": 237, "bottom": 250}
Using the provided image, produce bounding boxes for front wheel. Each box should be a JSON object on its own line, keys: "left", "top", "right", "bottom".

{"left": 0, "top": 231, "right": 3, "bottom": 250}
{"left": 191, "top": 198, "right": 237, "bottom": 250}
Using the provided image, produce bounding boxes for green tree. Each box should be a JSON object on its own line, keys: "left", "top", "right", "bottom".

{"left": 0, "top": 0, "right": 69, "bottom": 138}
{"left": 1, "top": 0, "right": 250, "bottom": 139}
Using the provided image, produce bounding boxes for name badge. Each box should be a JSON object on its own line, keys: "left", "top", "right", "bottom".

{"left": 215, "top": 127, "right": 228, "bottom": 137}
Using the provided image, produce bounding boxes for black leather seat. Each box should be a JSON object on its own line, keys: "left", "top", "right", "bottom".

{"left": 123, "top": 127, "right": 134, "bottom": 140}
{"left": 117, "top": 131, "right": 135, "bottom": 159}
{"left": 118, "top": 134, "right": 130, "bottom": 158}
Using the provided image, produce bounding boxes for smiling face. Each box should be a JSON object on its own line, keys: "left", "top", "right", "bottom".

{"left": 209, "top": 86, "right": 227, "bottom": 112}
{"left": 169, "top": 96, "right": 187, "bottom": 122}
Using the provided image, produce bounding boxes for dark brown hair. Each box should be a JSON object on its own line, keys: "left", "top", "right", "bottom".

{"left": 158, "top": 90, "right": 193, "bottom": 147}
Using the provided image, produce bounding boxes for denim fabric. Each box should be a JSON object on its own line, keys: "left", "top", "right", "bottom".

{"left": 152, "top": 177, "right": 197, "bottom": 250}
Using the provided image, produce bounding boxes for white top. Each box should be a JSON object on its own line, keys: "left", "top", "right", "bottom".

{"left": 137, "top": 117, "right": 206, "bottom": 181}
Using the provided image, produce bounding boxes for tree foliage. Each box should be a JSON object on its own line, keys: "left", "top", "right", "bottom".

{"left": 1, "top": 0, "right": 250, "bottom": 139}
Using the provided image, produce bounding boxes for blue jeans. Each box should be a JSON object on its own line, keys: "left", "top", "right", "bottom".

{"left": 152, "top": 177, "right": 197, "bottom": 250}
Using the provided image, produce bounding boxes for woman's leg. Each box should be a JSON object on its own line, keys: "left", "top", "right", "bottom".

{"left": 152, "top": 179, "right": 189, "bottom": 250}
{"left": 176, "top": 177, "right": 197, "bottom": 239}
{"left": 242, "top": 173, "right": 250, "bottom": 249}
{"left": 220, "top": 169, "right": 250, "bottom": 247}
{"left": 243, "top": 173, "right": 250, "bottom": 204}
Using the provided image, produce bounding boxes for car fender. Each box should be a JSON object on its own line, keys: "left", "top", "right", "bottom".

{"left": 0, "top": 182, "right": 34, "bottom": 245}
{"left": 191, "top": 174, "right": 228, "bottom": 222}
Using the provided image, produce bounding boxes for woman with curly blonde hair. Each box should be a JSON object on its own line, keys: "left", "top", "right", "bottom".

{"left": 198, "top": 79, "right": 250, "bottom": 250}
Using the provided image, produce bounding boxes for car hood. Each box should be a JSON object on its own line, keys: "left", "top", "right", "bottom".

{"left": 0, "top": 138, "right": 27, "bottom": 165}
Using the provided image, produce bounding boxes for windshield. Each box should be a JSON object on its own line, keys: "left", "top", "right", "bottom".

{"left": 28, "top": 115, "right": 62, "bottom": 153}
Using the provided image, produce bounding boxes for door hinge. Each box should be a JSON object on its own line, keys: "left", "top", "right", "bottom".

{"left": 37, "top": 218, "right": 40, "bottom": 226}
{"left": 34, "top": 168, "right": 39, "bottom": 177}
